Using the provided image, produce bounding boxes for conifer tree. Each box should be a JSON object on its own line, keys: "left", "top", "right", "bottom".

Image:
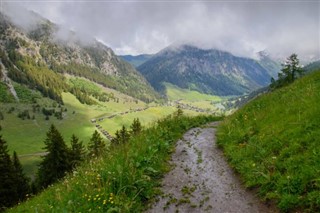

{"left": 88, "top": 130, "right": 105, "bottom": 157}
{"left": 130, "top": 118, "right": 142, "bottom": 136}
{"left": 36, "top": 124, "right": 71, "bottom": 189}
{"left": 12, "top": 151, "right": 30, "bottom": 201}
{"left": 69, "top": 134, "right": 86, "bottom": 168}
{"left": 0, "top": 135, "right": 17, "bottom": 209}
{"left": 112, "top": 126, "right": 130, "bottom": 145}
{"left": 271, "top": 53, "right": 304, "bottom": 88}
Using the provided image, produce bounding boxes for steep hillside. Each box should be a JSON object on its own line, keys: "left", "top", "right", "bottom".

{"left": 137, "top": 45, "right": 276, "bottom": 96}
{"left": 0, "top": 12, "right": 159, "bottom": 103}
{"left": 120, "top": 54, "right": 153, "bottom": 67}
{"left": 217, "top": 70, "right": 320, "bottom": 212}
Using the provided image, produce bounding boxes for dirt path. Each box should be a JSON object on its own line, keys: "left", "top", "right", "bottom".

{"left": 147, "top": 122, "right": 276, "bottom": 213}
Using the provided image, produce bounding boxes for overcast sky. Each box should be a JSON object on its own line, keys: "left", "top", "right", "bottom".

{"left": 1, "top": 0, "right": 319, "bottom": 60}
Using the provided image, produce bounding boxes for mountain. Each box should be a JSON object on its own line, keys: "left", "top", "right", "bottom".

{"left": 137, "top": 45, "right": 278, "bottom": 96}
{"left": 120, "top": 54, "right": 153, "bottom": 67}
{"left": 0, "top": 12, "right": 159, "bottom": 103}
{"left": 304, "top": 60, "right": 320, "bottom": 73}
{"left": 256, "top": 51, "right": 281, "bottom": 78}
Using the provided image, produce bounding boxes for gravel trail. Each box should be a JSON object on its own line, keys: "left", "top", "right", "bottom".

{"left": 147, "top": 122, "right": 277, "bottom": 213}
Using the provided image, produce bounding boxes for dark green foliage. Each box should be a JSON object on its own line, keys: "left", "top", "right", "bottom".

{"left": 130, "top": 118, "right": 142, "bottom": 136}
{"left": 69, "top": 87, "right": 96, "bottom": 105}
{"left": 17, "top": 110, "right": 30, "bottom": 120}
{"left": 217, "top": 70, "right": 320, "bottom": 212}
{"left": 176, "top": 106, "right": 184, "bottom": 117}
{"left": 88, "top": 130, "right": 106, "bottom": 157}
{"left": 0, "top": 111, "right": 4, "bottom": 120}
{"left": 7, "top": 107, "right": 14, "bottom": 113}
{"left": 36, "top": 125, "right": 71, "bottom": 189}
{"left": 69, "top": 134, "right": 86, "bottom": 168}
{"left": 12, "top": 151, "right": 30, "bottom": 202}
{"left": 112, "top": 125, "right": 130, "bottom": 145}
{"left": 6, "top": 52, "right": 67, "bottom": 104}
{"left": 0, "top": 135, "right": 17, "bottom": 210}
{"left": 0, "top": 82, "right": 15, "bottom": 103}
{"left": 271, "top": 54, "right": 304, "bottom": 88}
{"left": 13, "top": 83, "right": 41, "bottom": 103}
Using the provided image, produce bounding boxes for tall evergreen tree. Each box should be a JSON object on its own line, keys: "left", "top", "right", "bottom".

{"left": 88, "top": 130, "right": 105, "bottom": 157}
{"left": 36, "top": 124, "right": 71, "bottom": 189}
{"left": 12, "top": 151, "right": 30, "bottom": 202}
{"left": 0, "top": 135, "right": 17, "bottom": 209}
{"left": 271, "top": 53, "right": 303, "bottom": 88}
{"left": 112, "top": 126, "right": 130, "bottom": 145}
{"left": 69, "top": 134, "right": 86, "bottom": 168}
{"left": 130, "top": 118, "right": 142, "bottom": 136}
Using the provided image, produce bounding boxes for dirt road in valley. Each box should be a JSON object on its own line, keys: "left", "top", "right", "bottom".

{"left": 147, "top": 122, "right": 277, "bottom": 213}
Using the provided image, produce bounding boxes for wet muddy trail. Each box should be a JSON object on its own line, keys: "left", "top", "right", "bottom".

{"left": 147, "top": 122, "right": 276, "bottom": 213}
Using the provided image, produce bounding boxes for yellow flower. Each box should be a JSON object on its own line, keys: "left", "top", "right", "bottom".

{"left": 103, "top": 200, "right": 107, "bottom": 205}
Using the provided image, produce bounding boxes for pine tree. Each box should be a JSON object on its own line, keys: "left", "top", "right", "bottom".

{"left": 130, "top": 118, "right": 142, "bottom": 136}
{"left": 12, "top": 151, "right": 30, "bottom": 202}
{"left": 36, "top": 124, "right": 71, "bottom": 189}
{"left": 69, "top": 134, "right": 86, "bottom": 168}
{"left": 0, "top": 135, "right": 17, "bottom": 209}
{"left": 88, "top": 130, "right": 105, "bottom": 157}
{"left": 271, "top": 53, "right": 304, "bottom": 88}
{"left": 112, "top": 126, "right": 130, "bottom": 145}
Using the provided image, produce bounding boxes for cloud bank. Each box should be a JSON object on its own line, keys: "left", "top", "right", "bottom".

{"left": 2, "top": 1, "right": 319, "bottom": 60}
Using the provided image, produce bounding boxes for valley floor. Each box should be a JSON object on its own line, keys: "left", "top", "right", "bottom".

{"left": 147, "top": 122, "right": 276, "bottom": 213}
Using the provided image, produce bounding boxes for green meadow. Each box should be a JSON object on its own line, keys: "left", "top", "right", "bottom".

{"left": 217, "top": 70, "right": 320, "bottom": 211}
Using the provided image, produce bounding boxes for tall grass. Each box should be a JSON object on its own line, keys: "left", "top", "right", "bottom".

{"left": 8, "top": 114, "right": 220, "bottom": 212}
{"left": 217, "top": 71, "right": 320, "bottom": 212}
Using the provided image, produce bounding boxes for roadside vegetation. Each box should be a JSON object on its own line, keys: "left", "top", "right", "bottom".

{"left": 217, "top": 70, "right": 320, "bottom": 212}
{"left": 6, "top": 112, "right": 220, "bottom": 212}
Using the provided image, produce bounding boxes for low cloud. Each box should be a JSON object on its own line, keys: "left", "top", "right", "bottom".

{"left": 2, "top": 1, "right": 319, "bottom": 60}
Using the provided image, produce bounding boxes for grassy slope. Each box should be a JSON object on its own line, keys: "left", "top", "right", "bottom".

{"left": 164, "top": 82, "right": 221, "bottom": 101}
{"left": 8, "top": 115, "right": 220, "bottom": 213}
{"left": 217, "top": 71, "right": 320, "bottom": 212}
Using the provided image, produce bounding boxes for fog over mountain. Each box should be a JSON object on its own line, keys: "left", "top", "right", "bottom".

{"left": 2, "top": 1, "right": 319, "bottom": 61}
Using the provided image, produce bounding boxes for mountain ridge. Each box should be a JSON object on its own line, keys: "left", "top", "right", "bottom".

{"left": 0, "top": 11, "right": 159, "bottom": 103}
{"left": 137, "top": 44, "right": 280, "bottom": 96}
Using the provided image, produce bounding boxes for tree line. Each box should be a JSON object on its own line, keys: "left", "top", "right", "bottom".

{"left": 0, "top": 118, "right": 142, "bottom": 211}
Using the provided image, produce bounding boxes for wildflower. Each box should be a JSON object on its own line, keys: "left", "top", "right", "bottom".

{"left": 103, "top": 200, "right": 107, "bottom": 205}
